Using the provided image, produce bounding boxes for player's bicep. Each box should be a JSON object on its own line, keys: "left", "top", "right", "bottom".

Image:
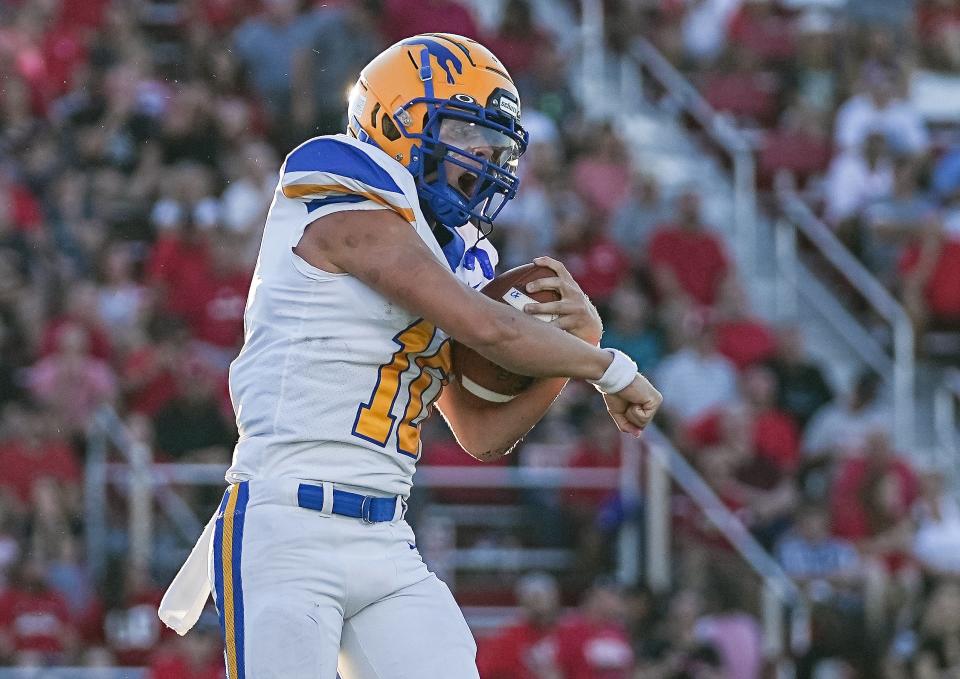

{"left": 298, "top": 209, "right": 511, "bottom": 348}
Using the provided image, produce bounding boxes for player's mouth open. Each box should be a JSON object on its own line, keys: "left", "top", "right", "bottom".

{"left": 457, "top": 172, "right": 477, "bottom": 197}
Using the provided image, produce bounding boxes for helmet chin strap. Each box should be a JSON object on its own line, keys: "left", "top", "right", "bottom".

{"left": 422, "top": 199, "right": 494, "bottom": 281}
{"left": 463, "top": 218, "right": 495, "bottom": 280}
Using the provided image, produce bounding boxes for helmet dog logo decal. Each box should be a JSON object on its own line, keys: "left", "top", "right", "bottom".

{"left": 400, "top": 37, "right": 463, "bottom": 84}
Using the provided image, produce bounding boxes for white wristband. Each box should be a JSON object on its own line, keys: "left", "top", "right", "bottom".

{"left": 588, "top": 348, "right": 638, "bottom": 394}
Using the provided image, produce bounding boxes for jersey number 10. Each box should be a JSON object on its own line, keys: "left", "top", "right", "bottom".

{"left": 352, "top": 319, "right": 451, "bottom": 458}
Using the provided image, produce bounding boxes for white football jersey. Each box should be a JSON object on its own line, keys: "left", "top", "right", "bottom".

{"left": 226, "top": 134, "right": 497, "bottom": 497}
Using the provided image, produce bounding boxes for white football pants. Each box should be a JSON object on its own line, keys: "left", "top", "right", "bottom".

{"left": 209, "top": 480, "right": 479, "bottom": 679}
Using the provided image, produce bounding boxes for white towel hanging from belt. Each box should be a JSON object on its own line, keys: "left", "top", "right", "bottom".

{"left": 158, "top": 510, "right": 217, "bottom": 635}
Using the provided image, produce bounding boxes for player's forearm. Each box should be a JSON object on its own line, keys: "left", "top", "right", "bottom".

{"left": 474, "top": 377, "right": 568, "bottom": 458}
{"left": 312, "top": 215, "right": 612, "bottom": 382}
{"left": 440, "top": 377, "right": 568, "bottom": 460}
{"left": 464, "top": 302, "right": 611, "bottom": 380}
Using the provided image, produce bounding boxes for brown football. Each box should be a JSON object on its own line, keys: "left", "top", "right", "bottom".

{"left": 451, "top": 263, "right": 561, "bottom": 404}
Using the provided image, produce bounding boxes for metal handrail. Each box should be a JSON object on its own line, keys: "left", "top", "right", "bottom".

{"left": 624, "top": 33, "right": 917, "bottom": 450}
{"left": 779, "top": 193, "right": 908, "bottom": 321}
{"left": 629, "top": 38, "right": 750, "bottom": 154}
{"left": 87, "top": 405, "right": 805, "bottom": 654}
{"left": 85, "top": 405, "right": 632, "bottom": 588}
{"left": 626, "top": 37, "right": 758, "bottom": 271}
{"left": 642, "top": 425, "right": 808, "bottom": 657}
{"left": 610, "top": 42, "right": 807, "bottom": 631}
{"left": 778, "top": 190, "right": 916, "bottom": 448}
{"left": 101, "top": 463, "right": 622, "bottom": 489}
{"left": 85, "top": 407, "right": 205, "bottom": 580}
{"left": 92, "top": 408, "right": 204, "bottom": 538}
{"left": 580, "top": 0, "right": 606, "bottom": 120}
{"left": 643, "top": 426, "right": 802, "bottom": 601}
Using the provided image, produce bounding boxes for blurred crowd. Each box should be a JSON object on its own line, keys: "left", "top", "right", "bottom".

{"left": 608, "top": 0, "right": 960, "bottom": 338}
{"left": 0, "top": 0, "right": 956, "bottom": 677}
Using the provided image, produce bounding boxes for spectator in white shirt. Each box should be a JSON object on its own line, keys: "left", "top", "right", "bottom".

{"left": 824, "top": 132, "right": 894, "bottom": 227}
{"left": 802, "top": 371, "right": 890, "bottom": 461}
{"left": 656, "top": 314, "right": 738, "bottom": 428}
{"left": 681, "top": 0, "right": 744, "bottom": 65}
{"left": 777, "top": 504, "right": 861, "bottom": 589}
{"left": 220, "top": 140, "right": 278, "bottom": 237}
{"left": 834, "top": 64, "right": 929, "bottom": 155}
{"left": 913, "top": 468, "right": 960, "bottom": 577}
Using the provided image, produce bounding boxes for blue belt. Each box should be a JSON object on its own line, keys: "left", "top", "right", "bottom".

{"left": 296, "top": 483, "right": 398, "bottom": 523}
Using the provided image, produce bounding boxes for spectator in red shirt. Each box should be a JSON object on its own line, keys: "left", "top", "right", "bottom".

{"left": 570, "top": 123, "right": 632, "bottom": 223}
{"left": 0, "top": 403, "right": 80, "bottom": 511}
{"left": 28, "top": 322, "right": 117, "bottom": 437}
{"left": 901, "top": 226, "right": 960, "bottom": 331}
{"left": 419, "top": 415, "right": 510, "bottom": 505}
{"left": 561, "top": 408, "right": 628, "bottom": 577}
{"left": 693, "top": 404, "right": 798, "bottom": 548}
{"left": 563, "top": 412, "right": 622, "bottom": 515}
{"left": 831, "top": 427, "right": 918, "bottom": 550}
{"left": 701, "top": 47, "right": 780, "bottom": 127}
{"left": 146, "top": 611, "right": 224, "bottom": 679}
{"left": 0, "top": 557, "right": 77, "bottom": 664}
{"left": 484, "top": 0, "right": 551, "bottom": 81}
{"left": 713, "top": 278, "right": 777, "bottom": 370}
{"left": 727, "top": 0, "right": 796, "bottom": 64}
{"left": 741, "top": 365, "right": 801, "bottom": 474}
{"left": 477, "top": 572, "right": 563, "bottom": 679}
{"left": 37, "top": 16, "right": 87, "bottom": 101}
{"left": 918, "top": 0, "right": 960, "bottom": 70}
{"left": 120, "top": 317, "right": 190, "bottom": 417}
{"left": 381, "top": 0, "right": 480, "bottom": 45}
{"left": 191, "top": 230, "right": 253, "bottom": 370}
{"left": 38, "top": 282, "right": 113, "bottom": 361}
{"left": 556, "top": 578, "right": 635, "bottom": 679}
{"left": 146, "top": 197, "right": 215, "bottom": 324}
{"left": 0, "top": 170, "right": 42, "bottom": 234}
{"left": 57, "top": 0, "right": 111, "bottom": 30}
{"left": 759, "top": 102, "right": 832, "bottom": 190}
{"left": 554, "top": 194, "right": 631, "bottom": 305}
{"left": 831, "top": 426, "right": 920, "bottom": 632}
{"left": 104, "top": 566, "right": 168, "bottom": 667}
{"left": 0, "top": 5, "right": 86, "bottom": 112}
{"left": 648, "top": 190, "right": 730, "bottom": 308}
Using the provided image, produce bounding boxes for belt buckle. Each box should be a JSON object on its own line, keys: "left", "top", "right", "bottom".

{"left": 360, "top": 496, "right": 374, "bottom": 524}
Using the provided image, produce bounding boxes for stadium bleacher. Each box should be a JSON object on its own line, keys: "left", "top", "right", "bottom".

{"left": 0, "top": 0, "right": 958, "bottom": 677}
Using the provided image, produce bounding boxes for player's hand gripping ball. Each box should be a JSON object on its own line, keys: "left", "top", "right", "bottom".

{"left": 451, "top": 263, "right": 560, "bottom": 405}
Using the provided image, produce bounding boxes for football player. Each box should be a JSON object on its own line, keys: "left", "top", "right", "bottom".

{"left": 160, "top": 33, "right": 661, "bottom": 679}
